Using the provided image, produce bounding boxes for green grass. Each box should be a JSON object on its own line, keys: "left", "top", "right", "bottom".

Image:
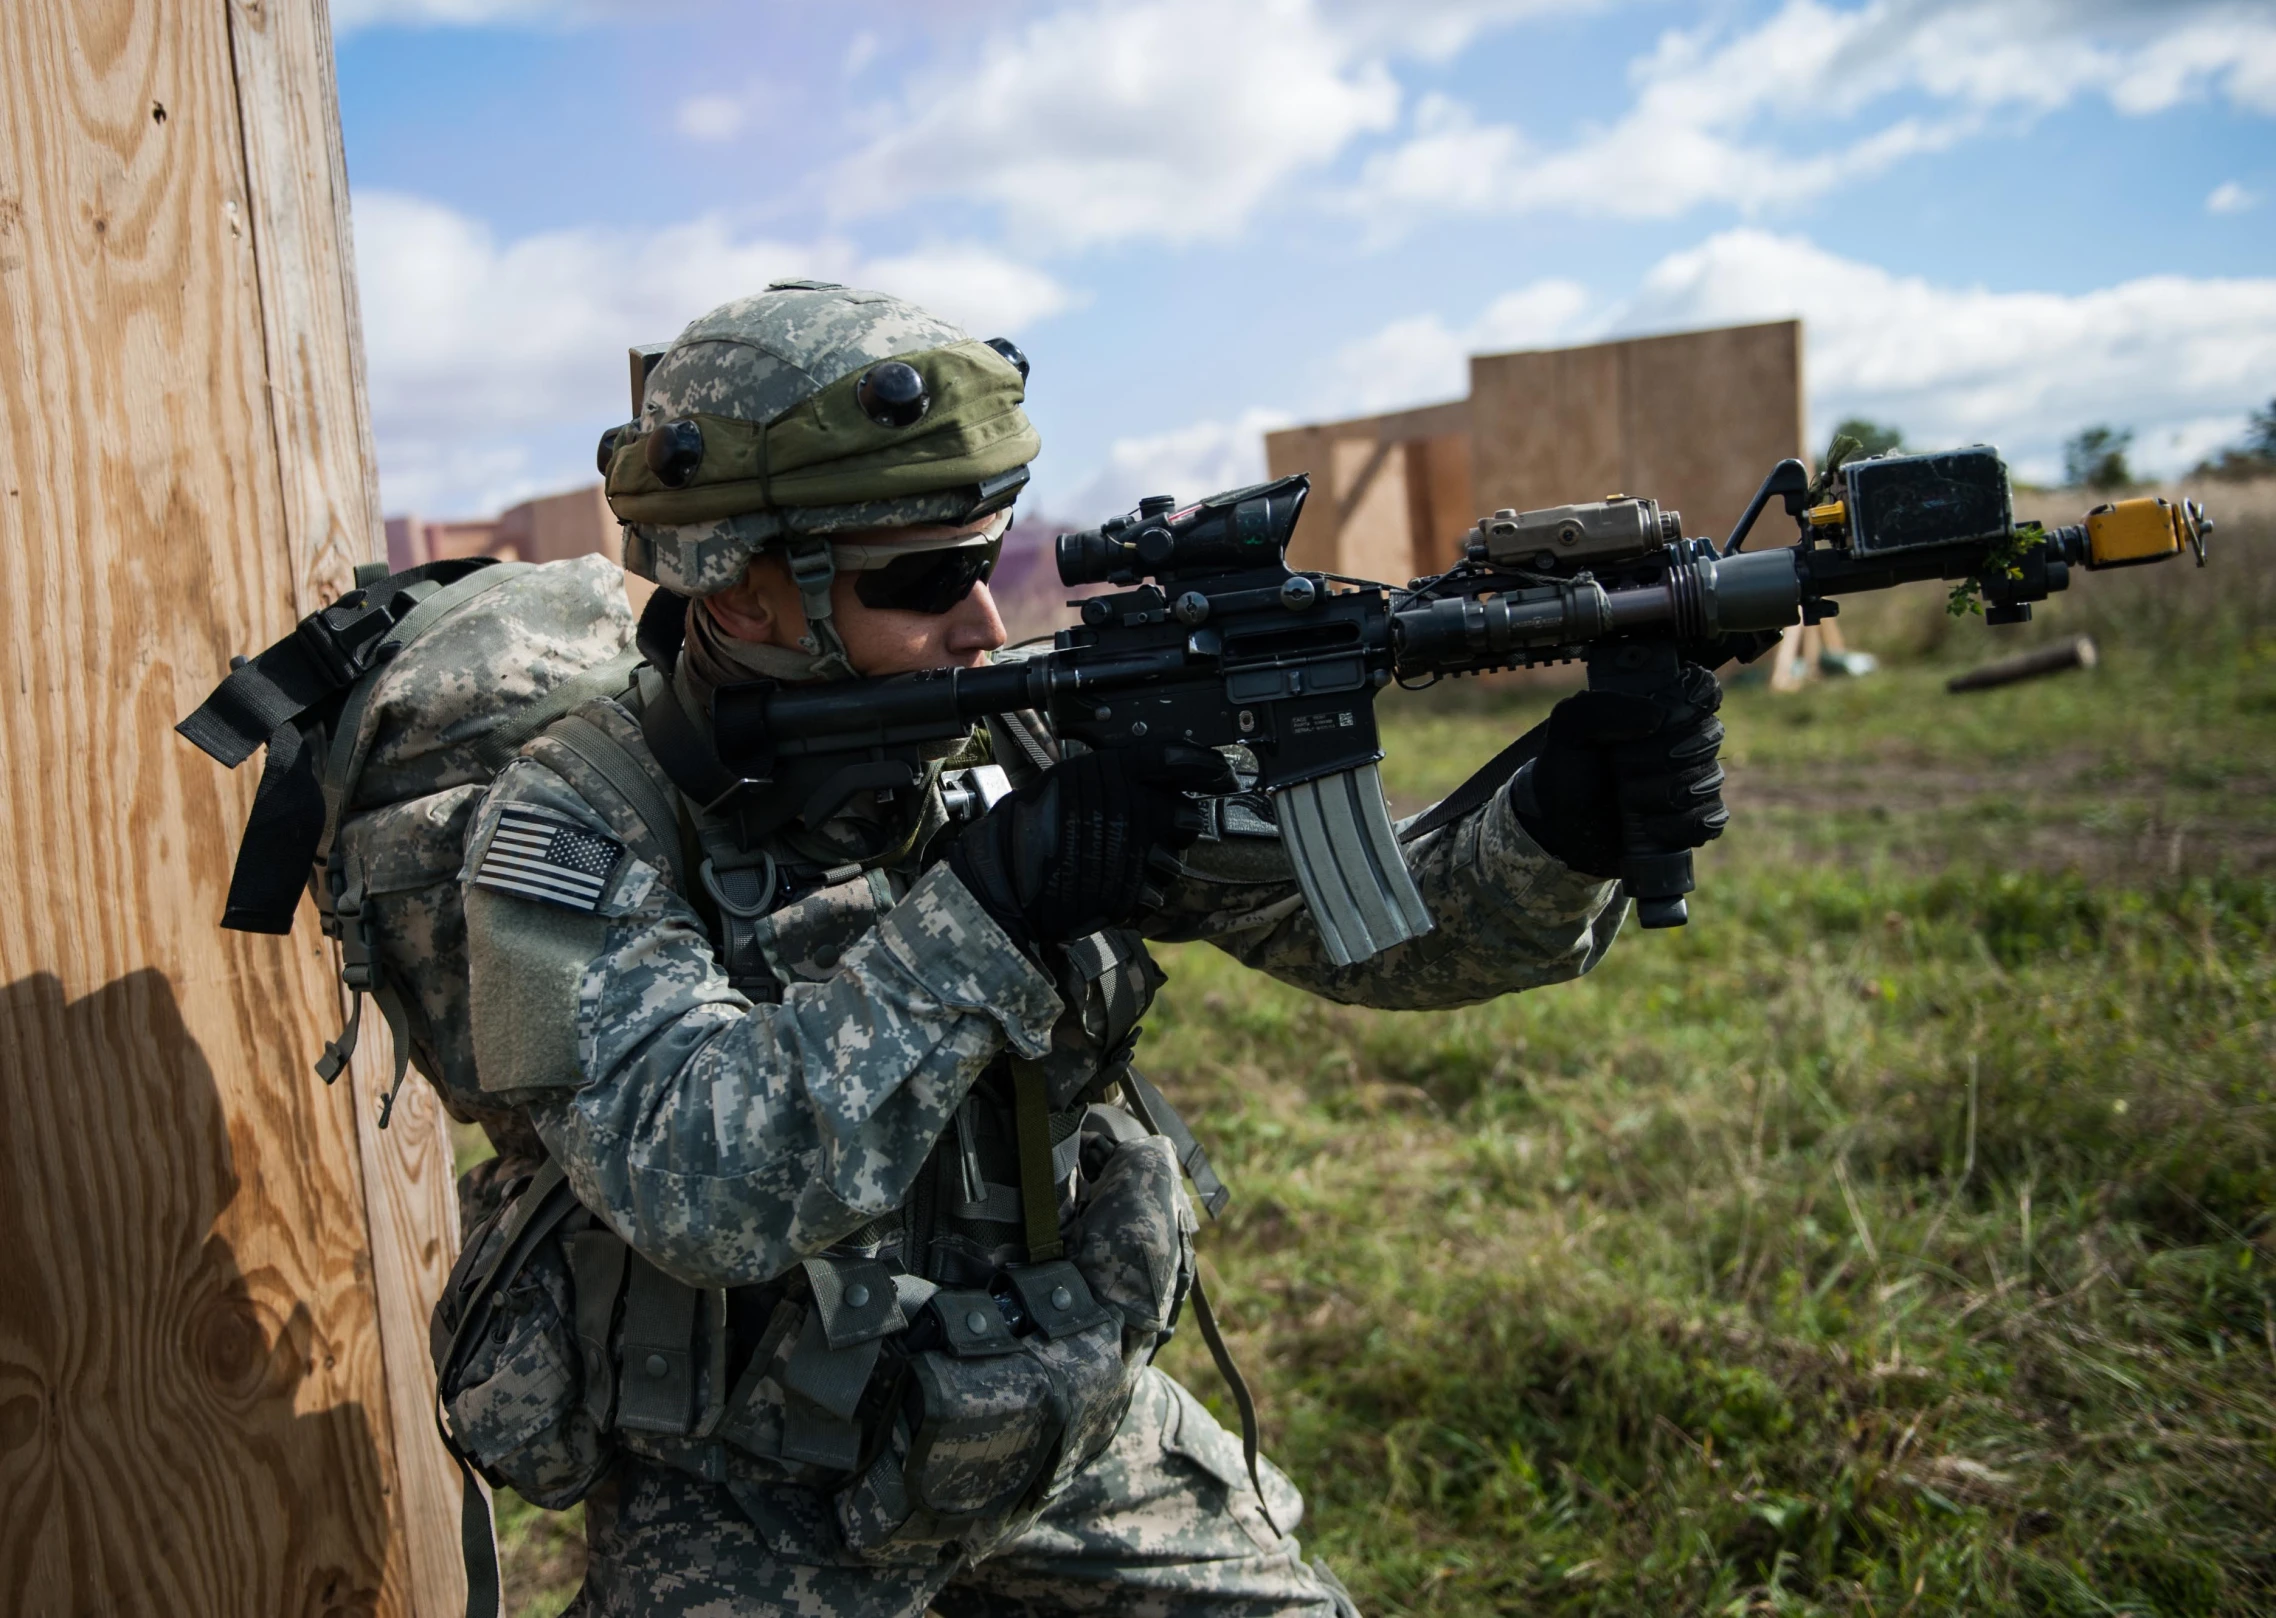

{"left": 491, "top": 515, "right": 2276, "bottom": 1616}
{"left": 1144, "top": 605, "right": 2276, "bottom": 1616}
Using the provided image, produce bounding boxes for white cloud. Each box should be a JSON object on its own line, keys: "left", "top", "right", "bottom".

{"left": 352, "top": 190, "right": 1072, "bottom": 515}
{"left": 1320, "top": 278, "right": 1597, "bottom": 415}
{"left": 1316, "top": 0, "right": 1607, "bottom": 61}
{"left": 1055, "top": 408, "right": 1295, "bottom": 521}
{"left": 1617, "top": 228, "right": 2276, "bottom": 482}
{"left": 675, "top": 94, "right": 747, "bottom": 143}
{"left": 2208, "top": 179, "right": 2260, "bottom": 214}
{"left": 829, "top": 0, "right": 1400, "bottom": 250}
{"left": 1112, "top": 226, "right": 2276, "bottom": 525}
{"left": 1350, "top": 0, "right": 2276, "bottom": 229}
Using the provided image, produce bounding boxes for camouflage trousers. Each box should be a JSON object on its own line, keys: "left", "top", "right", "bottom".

{"left": 567, "top": 1369, "right": 1359, "bottom": 1618}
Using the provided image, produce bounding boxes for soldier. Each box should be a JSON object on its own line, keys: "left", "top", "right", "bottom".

{"left": 458, "top": 281, "right": 1728, "bottom": 1615}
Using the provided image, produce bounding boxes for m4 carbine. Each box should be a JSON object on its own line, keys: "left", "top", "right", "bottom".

{"left": 697, "top": 447, "right": 2211, "bottom": 965}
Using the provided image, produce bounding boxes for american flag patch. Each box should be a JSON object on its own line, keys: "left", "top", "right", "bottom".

{"left": 473, "top": 808, "right": 624, "bottom": 911}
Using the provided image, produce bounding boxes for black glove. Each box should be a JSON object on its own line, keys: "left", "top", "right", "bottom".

{"left": 948, "top": 741, "right": 1239, "bottom": 947}
{"left": 1515, "top": 663, "right": 1729, "bottom": 880}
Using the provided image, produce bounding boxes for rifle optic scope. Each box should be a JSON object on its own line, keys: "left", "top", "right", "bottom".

{"left": 1057, "top": 475, "right": 1308, "bottom": 587}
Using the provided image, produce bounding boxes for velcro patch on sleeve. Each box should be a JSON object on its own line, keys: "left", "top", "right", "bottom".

{"left": 473, "top": 807, "right": 626, "bottom": 912}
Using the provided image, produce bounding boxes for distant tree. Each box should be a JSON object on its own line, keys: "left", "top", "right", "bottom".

{"left": 2194, "top": 397, "right": 2276, "bottom": 480}
{"left": 2250, "top": 398, "right": 2276, "bottom": 460}
{"left": 1831, "top": 417, "right": 1905, "bottom": 458}
{"left": 2064, "top": 425, "right": 2134, "bottom": 491}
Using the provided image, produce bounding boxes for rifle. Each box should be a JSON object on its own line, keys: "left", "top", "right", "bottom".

{"left": 681, "top": 446, "right": 2211, "bottom": 965}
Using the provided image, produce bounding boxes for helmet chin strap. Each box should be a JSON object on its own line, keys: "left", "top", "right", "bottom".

{"left": 782, "top": 536, "right": 860, "bottom": 680}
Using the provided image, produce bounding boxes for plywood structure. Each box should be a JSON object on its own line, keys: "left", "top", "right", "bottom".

{"left": 1470, "top": 320, "right": 1806, "bottom": 548}
{"left": 1264, "top": 321, "right": 1806, "bottom": 581}
{"left": 388, "top": 481, "right": 621, "bottom": 571}
{"left": 0, "top": 3, "right": 465, "bottom": 1614}
{"left": 1265, "top": 400, "right": 1473, "bottom": 582}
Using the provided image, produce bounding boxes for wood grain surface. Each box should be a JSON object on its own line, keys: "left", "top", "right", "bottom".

{"left": 0, "top": 3, "right": 463, "bottom": 1614}
{"left": 224, "top": 0, "right": 472, "bottom": 1609}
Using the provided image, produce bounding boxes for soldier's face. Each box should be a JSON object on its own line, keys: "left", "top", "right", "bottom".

{"left": 704, "top": 521, "right": 1009, "bottom": 675}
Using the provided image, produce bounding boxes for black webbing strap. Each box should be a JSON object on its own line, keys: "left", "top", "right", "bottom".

{"left": 1121, "top": 1070, "right": 1230, "bottom": 1220}
{"left": 1115, "top": 1072, "right": 1275, "bottom": 1530}
{"left": 637, "top": 667, "right": 746, "bottom": 811}
{"left": 635, "top": 585, "right": 689, "bottom": 674}
{"left": 219, "top": 714, "right": 328, "bottom": 933}
{"left": 174, "top": 558, "right": 502, "bottom": 933}
{"left": 1189, "top": 1269, "right": 1284, "bottom": 1538}
{"left": 447, "top": 1443, "right": 502, "bottom": 1618}
{"left": 177, "top": 557, "right": 498, "bottom": 767}
{"left": 1012, "top": 1057, "right": 1065, "bottom": 1262}
{"left": 1396, "top": 715, "right": 1549, "bottom": 845}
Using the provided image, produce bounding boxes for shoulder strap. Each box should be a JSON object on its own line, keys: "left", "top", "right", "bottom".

{"left": 542, "top": 706, "right": 690, "bottom": 893}
{"left": 636, "top": 665, "right": 745, "bottom": 811}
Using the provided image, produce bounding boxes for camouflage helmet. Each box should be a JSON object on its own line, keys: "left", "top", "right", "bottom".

{"left": 601, "top": 280, "right": 1037, "bottom": 669}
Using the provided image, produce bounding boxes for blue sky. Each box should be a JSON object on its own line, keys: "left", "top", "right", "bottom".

{"left": 335, "top": 0, "right": 2276, "bottom": 522}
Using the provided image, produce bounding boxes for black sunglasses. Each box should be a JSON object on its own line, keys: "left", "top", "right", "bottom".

{"left": 852, "top": 527, "right": 1007, "bottom": 615}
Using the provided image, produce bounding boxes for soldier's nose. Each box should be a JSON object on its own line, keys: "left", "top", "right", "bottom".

{"left": 946, "top": 582, "right": 1008, "bottom": 656}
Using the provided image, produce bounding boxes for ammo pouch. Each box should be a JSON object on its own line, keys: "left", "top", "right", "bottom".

{"left": 430, "top": 1161, "right": 617, "bottom": 1509}
{"left": 830, "top": 1103, "right": 1195, "bottom": 1557}
{"left": 834, "top": 1257, "right": 1129, "bottom": 1557}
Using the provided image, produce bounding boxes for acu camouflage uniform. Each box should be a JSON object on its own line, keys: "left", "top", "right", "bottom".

{"left": 449, "top": 284, "right": 1627, "bottom": 1617}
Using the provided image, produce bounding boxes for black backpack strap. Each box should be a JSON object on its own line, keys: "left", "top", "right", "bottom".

{"left": 216, "top": 711, "right": 331, "bottom": 933}
{"left": 177, "top": 558, "right": 499, "bottom": 768}
{"left": 174, "top": 558, "right": 504, "bottom": 934}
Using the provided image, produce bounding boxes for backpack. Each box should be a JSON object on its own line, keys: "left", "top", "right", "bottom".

{"left": 175, "top": 553, "right": 658, "bottom": 1126}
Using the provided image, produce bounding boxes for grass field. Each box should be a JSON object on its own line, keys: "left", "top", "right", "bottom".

{"left": 492, "top": 490, "right": 2275, "bottom": 1616}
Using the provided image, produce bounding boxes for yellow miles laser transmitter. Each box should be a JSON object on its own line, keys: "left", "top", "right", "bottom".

{"left": 2085, "top": 495, "right": 2212, "bottom": 568}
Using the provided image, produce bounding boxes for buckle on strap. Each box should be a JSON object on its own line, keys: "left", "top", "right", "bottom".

{"left": 292, "top": 594, "right": 397, "bottom": 688}
{"left": 784, "top": 536, "right": 836, "bottom": 595}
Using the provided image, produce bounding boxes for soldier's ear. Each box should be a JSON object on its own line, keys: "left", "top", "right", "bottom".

{"left": 701, "top": 569, "right": 782, "bottom": 644}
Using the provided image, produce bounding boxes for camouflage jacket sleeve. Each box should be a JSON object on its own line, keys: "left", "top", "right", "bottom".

{"left": 460, "top": 755, "right": 1064, "bottom": 1291}
{"left": 1144, "top": 778, "right": 1625, "bottom": 1010}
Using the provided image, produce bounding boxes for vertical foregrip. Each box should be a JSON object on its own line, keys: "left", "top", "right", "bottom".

{"left": 1582, "top": 640, "right": 1695, "bottom": 929}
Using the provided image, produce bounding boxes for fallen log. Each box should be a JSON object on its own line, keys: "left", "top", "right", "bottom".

{"left": 1946, "top": 634, "right": 2099, "bottom": 693}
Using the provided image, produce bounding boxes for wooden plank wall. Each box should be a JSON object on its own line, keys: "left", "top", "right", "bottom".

{"left": 1469, "top": 320, "right": 1808, "bottom": 544}
{"left": 0, "top": 3, "right": 465, "bottom": 1614}
{"left": 1264, "top": 399, "right": 1473, "bottom": 579}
